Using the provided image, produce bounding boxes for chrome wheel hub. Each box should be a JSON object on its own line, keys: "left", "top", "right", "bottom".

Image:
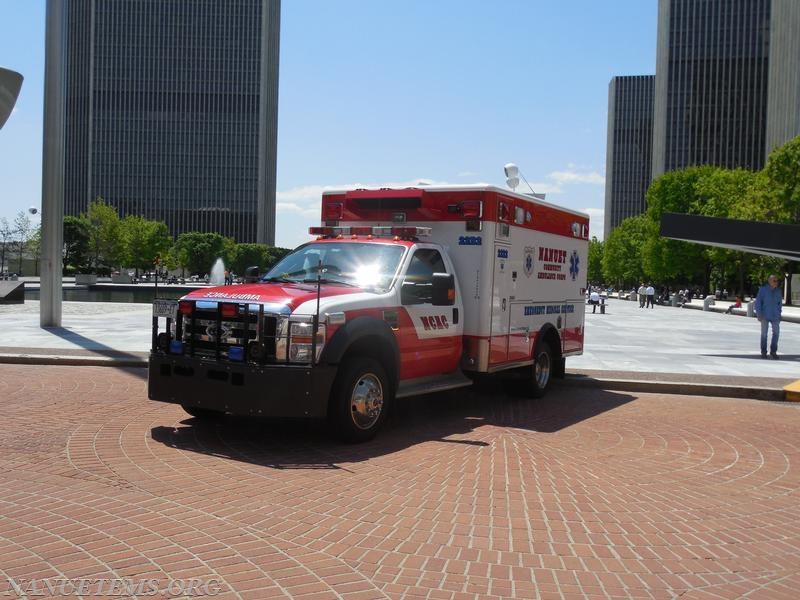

{"left": 350, "top": 373, "right": 384, "bottom": 430}
{"left": 534, "top": 351, "right": 551, "bottom": 389}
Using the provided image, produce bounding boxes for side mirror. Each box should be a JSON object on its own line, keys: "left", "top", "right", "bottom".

{"left": 431, "top": 272, "right": 455, "bottom": 306}
{"left": 244, "top": 265, "right": 260, "bottom": 283}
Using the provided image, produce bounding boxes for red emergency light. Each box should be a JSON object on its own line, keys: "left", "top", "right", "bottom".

{"left": 322, "top": 202, "right": 343, "bottom": 221}
{"left": 461, "top": 200, "right": 482, "bottom": 219}
{"left": 220, "top": 303, "right": 238, "bottom": 318}
{"left": 178, "top": 300, "right": 194, "bottom": 315}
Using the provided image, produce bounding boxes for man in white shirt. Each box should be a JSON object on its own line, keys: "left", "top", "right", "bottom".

{"left": 646, "top": 284, "right": 655, "bottom": 308}
{"left": 589, "top": 289, "right": 600, "bottom": 313}
{"left": 637, "top": 283, "right": 647, "bottom": 308}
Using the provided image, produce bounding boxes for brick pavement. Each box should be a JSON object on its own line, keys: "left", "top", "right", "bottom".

{"left": 0, "top": 365, "right": 799, "bottom": 599}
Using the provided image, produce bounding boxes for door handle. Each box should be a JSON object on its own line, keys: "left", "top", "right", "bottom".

{"left": 452, "top": 307, "right": 459, "bottom": 324}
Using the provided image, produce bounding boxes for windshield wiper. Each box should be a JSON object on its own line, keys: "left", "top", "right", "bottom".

{"left": 301, "top": 277, "right": 359, "bottom": 287}
{"left": 262, "top": 276, "right": 289, "bottom": 283}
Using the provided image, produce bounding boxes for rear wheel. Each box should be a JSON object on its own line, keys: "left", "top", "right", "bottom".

{"left": 329, "top": 357, "right": 391, "bottom": 443}
{"left": 181, "top": 405, "right": 224, "bottom": 420}
{"left": 527, "top": 340, "right": 553, "bottom": 398}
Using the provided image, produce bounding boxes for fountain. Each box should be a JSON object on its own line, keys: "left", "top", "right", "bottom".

{"left": 209, "top": 257, "right": 226, "bottom": 286}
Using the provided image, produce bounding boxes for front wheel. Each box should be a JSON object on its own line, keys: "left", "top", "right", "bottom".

{"left": 329, "top": 357, "right": 391, "bottom": 443}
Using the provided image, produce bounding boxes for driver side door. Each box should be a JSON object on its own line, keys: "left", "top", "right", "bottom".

{"left": 396, "top": 248, "right": 464, "bottom": 379}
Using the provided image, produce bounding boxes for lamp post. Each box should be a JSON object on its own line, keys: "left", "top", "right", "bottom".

{"left": 40, "top": 0, "right": 66, "bottom": 327}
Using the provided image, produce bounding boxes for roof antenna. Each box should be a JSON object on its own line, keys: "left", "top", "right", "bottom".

{"left": 504, "top": 163, "right": 536, "bottom": 195}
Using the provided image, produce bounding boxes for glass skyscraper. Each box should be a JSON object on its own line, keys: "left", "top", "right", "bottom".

{"left": 604, "top": 76, "right": 654, "bottom": 236}
{"left": 605, "top": 0, "right": 800, "bottom": 236}
{"left": 62, "top": 0, "right": 280, "bottom": 244}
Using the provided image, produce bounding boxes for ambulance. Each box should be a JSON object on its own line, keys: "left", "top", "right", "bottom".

{"left": 149, "top": 185, "right": 589, "bottom": 441}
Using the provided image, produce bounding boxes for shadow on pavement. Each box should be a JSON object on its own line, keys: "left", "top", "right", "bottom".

{"left": 703, "top": 353, "right": 800, "bottom": 362}
{"left": 149, "top": 384, "right": 635, "bottom": 469}
{"left": 44, "top": 327, "right": 148, "bottom": 379}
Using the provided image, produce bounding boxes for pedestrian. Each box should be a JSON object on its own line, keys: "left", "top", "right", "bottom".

{"left": 725, "top": 295, "right": 743, "bottom": 315}
{"left": 755, "top": 274, "right": 783, "bottom": 359}
{"left": 589, "top": 289, "right": 600, "bottom": 313}
{"left": 646, "top": 283, "right": 655, "bottom": 308}
{"left": 638, "top": 283, "right": 646, "bottom": 308}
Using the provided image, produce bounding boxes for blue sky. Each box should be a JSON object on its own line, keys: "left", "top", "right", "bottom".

{"left": 0, "top": 0, "right": 657, "bottom": 247}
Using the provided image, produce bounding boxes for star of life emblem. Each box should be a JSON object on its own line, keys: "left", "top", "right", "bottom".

{"left": 569, "top": 250, "right": 580, "bottom": 281}
{"left": 523, "top": 247, "right": 535, "bottom": 277}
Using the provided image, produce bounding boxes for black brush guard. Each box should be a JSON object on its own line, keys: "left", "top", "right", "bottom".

{"left": 148, "top": 299, "right": 336, "bottom": 418}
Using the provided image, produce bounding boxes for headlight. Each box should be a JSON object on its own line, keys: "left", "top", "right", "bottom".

{"left": 275, "top": 318, "right": 325, "bottom": 363}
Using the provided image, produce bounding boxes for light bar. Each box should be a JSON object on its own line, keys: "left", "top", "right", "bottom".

{"left": 371, "top": 226, "right": 431, "bottom": 239}
{"left": 308, "top": 226, "right": 431, "bottom": 239}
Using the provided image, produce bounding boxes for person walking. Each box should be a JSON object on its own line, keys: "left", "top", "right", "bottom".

{"left": 638, "top": 283, "right": 646, "bottom": 308}
{"left": 755, "top": 274, "right": 783, "bottom": 359}
{"left": 646, "top": 283, "right": 655, "bottom": 308}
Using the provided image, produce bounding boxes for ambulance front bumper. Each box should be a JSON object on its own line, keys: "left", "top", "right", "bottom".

{"left": 148, "top": 353, "right": 336, "bottom": 418}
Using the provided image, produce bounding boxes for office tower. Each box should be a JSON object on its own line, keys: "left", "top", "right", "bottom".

{"left": 604, "top": 76, "right": 654, "bottom": 237}
{"left": 652, "top": 0, "right": 800, "bottom": 179}
{"left": 604, "top": 0, "right": 800, "bottom": 236}
{"left": 62, "top": 0, "right": 280, "bottom": 244}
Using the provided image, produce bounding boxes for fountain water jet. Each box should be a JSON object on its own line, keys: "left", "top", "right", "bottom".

{"left": 209, "top": 258, "right": 226, "bottom": 286}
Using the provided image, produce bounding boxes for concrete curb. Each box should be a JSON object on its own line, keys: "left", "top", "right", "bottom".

{"left": 0, "top": 353, "right": 789, "bottom": 402}
{"left": 0, "top": 353, "right": 147, "bottom": 368}
{"left": 562, "top": 374, "right": 785, "bottom": 402}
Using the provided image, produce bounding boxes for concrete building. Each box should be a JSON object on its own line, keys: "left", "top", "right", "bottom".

{"left": 652, "top": 0, "right": 800, "bottom": 179}
{"left": 605, "top": 0, "right": 800, "bottom": 237}
{"left": 61, "top": 0, "right": 280, "bottom": 244}
{"left": 604, "top": 76, "right": 654, "bottom": 237}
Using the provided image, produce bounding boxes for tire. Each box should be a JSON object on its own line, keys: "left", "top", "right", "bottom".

{"left": 181, "top": 405, "right": 224, "bottom": 420}
{"left": 527, "top": 340, "right": 553, "bottom": 398}
{"left": 329, "top": 357, "right": 391, "bottom": 443}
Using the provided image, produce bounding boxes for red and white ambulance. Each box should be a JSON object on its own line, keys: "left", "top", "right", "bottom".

{"left": 149, "top": 185, "right": 589, "bottom": 441}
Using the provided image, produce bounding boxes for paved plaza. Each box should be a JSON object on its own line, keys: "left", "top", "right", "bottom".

{"left": 0, "top": 364, "right": 798, "bottom": 599}
{"left": 571, "top": 298, "right": 800, "bottom": 378}
{"left": 1, "top": 298, "right": 798, "bottom": 380}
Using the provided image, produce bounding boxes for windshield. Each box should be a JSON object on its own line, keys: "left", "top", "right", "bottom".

{"left": 263, "top": 242, "right": 406, "bottom": 292}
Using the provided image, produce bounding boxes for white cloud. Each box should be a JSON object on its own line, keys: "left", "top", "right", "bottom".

{"left": 528, "top": 182, "right": 563, "bottom": 195}
{"left": 549, "top": 169, "right": 605, "bottom": 186}
{"left": 581, "top": 207, "right": 605, "bottom": 241}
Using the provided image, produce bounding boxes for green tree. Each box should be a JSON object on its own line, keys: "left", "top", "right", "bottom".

{"left": 0, "top": 217, "right": 11, "bottom": 275}
{"left": 230, "top": 243, "right": 269, "bottom": 275}
{"left": 63, "top": 215, "right": 91, "bottom": 274}
{"left": 587, "top": 237, "right": 604, "bottom": 284}
{"left": 170, "top": 232, "right": 232, "bottom": 276}
{"left": 640, "top": 167, "right": 715, "bottom": 286}
{"left": 13, "top": 211, "right": 32, "bottom": 275}
{"left": 264, "top": 246, "right": 292, "bottom": 269}
{"left": 229, "top": 243, "right": 293, "bottom": 275}
{"left": 119, "top": 215, "right": 171, "bottom": 276}
{"left": 85, "top": 197, "right": 122, "bottom": 273}
{"left": 27, "top": 225, "right": 42, "bottom": 276}
{"left": 761, "top": 135, "right": 800, "bottom": 224}
{"left": 602, "top": 215, "right": 649, "bottom": 286}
